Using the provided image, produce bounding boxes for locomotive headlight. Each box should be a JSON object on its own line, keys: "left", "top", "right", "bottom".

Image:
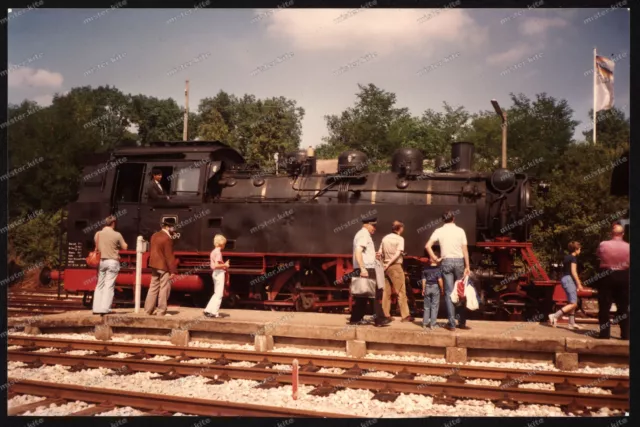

{"left": 490, "top": 168, "right": 516, "bottom": 193}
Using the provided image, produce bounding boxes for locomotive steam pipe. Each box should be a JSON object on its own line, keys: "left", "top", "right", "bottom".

{"left": 491, "top": 99, "right": 507, "bottom": 169}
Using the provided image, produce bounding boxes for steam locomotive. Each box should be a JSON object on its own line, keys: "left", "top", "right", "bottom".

{"left": 40, "top": 140, "right": 564, "bottom": 320}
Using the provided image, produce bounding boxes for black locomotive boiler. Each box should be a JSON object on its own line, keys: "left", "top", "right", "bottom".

{"left": 43, "top": 140, "right": 561, "bottom": 320}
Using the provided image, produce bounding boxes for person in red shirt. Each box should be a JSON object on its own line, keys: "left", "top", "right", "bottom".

{"left": 595, "top": 223, "right": 630, "bottom": 340}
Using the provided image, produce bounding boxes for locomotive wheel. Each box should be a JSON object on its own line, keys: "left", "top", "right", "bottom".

{"left": 295, "top": 292, "right": 316, "bottom": 312}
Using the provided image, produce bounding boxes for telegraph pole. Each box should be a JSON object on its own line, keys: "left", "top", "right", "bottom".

{"left": 183, "top": 79, "right": 189, "bottom": 141}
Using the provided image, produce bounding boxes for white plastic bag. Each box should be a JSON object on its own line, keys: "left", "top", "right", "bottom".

{"left": 465, "top": 278, "right": 479, "bottom": 311}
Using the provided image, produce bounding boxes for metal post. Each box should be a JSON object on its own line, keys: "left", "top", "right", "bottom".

{"left": 593, "top": 47, "right": 597, "bottom": 145}
{"left": 183, "top": 80, "right": 189, "bottom": 141}
{"left": 292, "top": 359, "right": 299, "bottom": 400}
{"left": 501, "top": 111, "right": 507, "bottom": 169}
{"left": 135, "top": 235, "right": 145, "bottom": 313}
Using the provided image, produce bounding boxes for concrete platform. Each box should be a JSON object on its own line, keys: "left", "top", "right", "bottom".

{"left": 9, "top": 308, "right": 628, "bottom": 370}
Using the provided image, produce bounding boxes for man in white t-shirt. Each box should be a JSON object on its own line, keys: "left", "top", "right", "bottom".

{"left": 425, "top": 210, "right": 471, "bottom": 330}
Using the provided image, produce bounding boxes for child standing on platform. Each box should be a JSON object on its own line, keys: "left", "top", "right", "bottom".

{"left": 422, "top": 257, "right": 444, "bottom": 329}
{"left": 204, "top": 234, "right": 230, "bottom": 318}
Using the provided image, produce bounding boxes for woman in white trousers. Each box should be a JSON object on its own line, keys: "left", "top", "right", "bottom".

{"left": 204, "top": 234, "right": 229, "bottom": 318}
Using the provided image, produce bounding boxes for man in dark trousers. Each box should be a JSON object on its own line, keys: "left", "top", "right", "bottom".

{"left": 595, "top": 223, "right": 630, "bottom": 340}
{"left": 349, "top": 215, "right": 391, "bottom": 327}
{"left": 147, "top": 168, "right": 169, "bottom": 200}
{"left": 144, "top": 218, "right": 178, "bottom": 316}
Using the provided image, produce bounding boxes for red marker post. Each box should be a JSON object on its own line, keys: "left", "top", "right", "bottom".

{"left": 292, "top": 359, "right": 299, "bottom": 400}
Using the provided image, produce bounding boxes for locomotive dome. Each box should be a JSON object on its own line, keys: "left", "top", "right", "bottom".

{"left": 337, "top": 150, "right": 368, "bottom": 174}
{"left": 391, "top": 147, "right": 424, "bottom": 175}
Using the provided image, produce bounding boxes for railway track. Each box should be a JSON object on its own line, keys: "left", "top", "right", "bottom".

{"left": 8, "top": 337, "right": 629, "bottom": 413}
{"left": 8, "top": 379, "right": 349, "bottom": 417}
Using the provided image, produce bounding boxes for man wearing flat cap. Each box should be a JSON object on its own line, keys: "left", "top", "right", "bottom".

{"left": 350, "top": 215, "right": 391, "bottom": 327}
{"left": 145, "top": 218, "right": 178, "bottom": 316}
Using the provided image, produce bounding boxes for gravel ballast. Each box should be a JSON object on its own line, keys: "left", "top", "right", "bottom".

{"left": 8, "top": 364, "right": 624, "bottom": 417}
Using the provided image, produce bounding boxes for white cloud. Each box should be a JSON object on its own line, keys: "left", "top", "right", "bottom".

{"left": 265, "top": 9, "right": 487, "bottom": 55}
{"left": 519, "top": 17, "right": 569, "bottom": 36}
{"left": 8, "top": 66, "right": 63, "bottom": 88}
{"left": 486, "top": 45, "right": 531, "bottom": 66}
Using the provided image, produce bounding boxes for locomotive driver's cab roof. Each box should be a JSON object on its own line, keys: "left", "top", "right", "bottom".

{"left": 104, "top": 141, "right": 245, "bottom": 206}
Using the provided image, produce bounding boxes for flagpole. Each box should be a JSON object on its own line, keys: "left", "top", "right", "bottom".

{"left": 593, "top": 47, "right": 597, "bottom": 145}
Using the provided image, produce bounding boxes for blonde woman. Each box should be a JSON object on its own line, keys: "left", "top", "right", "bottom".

{"left": 204, "top": 234, "right": 230, "bottom": 318}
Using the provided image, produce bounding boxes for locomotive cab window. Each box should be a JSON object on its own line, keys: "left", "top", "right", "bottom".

{"left": 173, "top": 166, "right": 201, "bottom": 195}
{"left": 113, "top": 163, "right": 146, "bottom": 203}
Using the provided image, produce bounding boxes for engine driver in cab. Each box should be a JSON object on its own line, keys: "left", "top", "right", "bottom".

{"left": 147, "top": 168, "right": 169, "bottom": 201}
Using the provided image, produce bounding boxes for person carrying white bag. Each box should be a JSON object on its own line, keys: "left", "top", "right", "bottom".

{"left": 450, "top": 274, "right": 479, "bottom": 311}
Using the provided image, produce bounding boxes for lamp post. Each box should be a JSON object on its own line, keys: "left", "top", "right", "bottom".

{"left": 491, "top": 99, "right": 507, "bottom": 169}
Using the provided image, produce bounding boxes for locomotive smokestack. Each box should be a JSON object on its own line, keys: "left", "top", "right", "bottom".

{"left": 450, "top": 142, "right": 474, "bottom": 173}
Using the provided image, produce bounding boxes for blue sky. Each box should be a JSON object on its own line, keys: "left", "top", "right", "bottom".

{"left": 7, "top": 7, "right": 630, "bottom": 146}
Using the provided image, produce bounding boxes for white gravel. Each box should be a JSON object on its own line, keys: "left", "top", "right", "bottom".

{"left": 8, "top": 361, "right": 27, "bottom": 369}
{"left": 365, "top": 353, "right": 447, "bottom": 364}
{"left": 189, "top": 340, "right": 255, "bottom": 351}
{"left": 518, "top": 382, "right": 556, "bottom": 390}
{"left": 112, "top": 336, "right": 171, "bottom": 345}
{"left": 9, "top": 332, "right": 97, "bottom": 340}
{"left": 465, "top": 379, "right": 503, "bottom": 387}
{"left": 65, "top": 350, "right": 97, "bottom": 356}
{"left": 362, "top": 371, "right": 395, "bottom": 378}
{"left": 578, "top": 387, "right": 613, "bottom": 395}
{"left": 272, "top": 346, "right": 348, "bottom": 358}
{"left": 96, "top": 407, "right": 147, "bottom": 416}
{"left": 317, "top": 367, "right": 346, "bottom": 375}
{"left": 414, "top": 374, "right": 447, "bottom": 383}
{"left": 227, "top": 361, "right": 256, "bottom": 368}
{"left": 364, "top": 354, "right": 629, "bottom": 377}
{"left": 107, "top": 352, "right": 133, "bottom": 359}
{"left": 147, "top": 355, "right": 174, "bottom": 362}
{"left": 22, "top": 401, "right": 95, "bottom": 416}
{"left": 270, "top": 364, "right": 292, "bottom": 371}
{"left": 8, "top": 363, "right": 597, "bottom": 417}
{"left": 180, "top": 358, "right": 217, "bottom": 365}
{"left": 8, "top": 394, "right": 47, "bottom": 408}
{"left": 32, "top": 347, "right": 59, "bottom": 353}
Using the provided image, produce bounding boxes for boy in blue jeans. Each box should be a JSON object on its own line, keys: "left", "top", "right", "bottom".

{"left": 422, "top": 258, "right": 444, "bottom": 329}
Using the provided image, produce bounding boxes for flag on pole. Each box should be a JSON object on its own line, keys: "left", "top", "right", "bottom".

{"left": 594, "top": 55, "right": 615, "bottom": 111}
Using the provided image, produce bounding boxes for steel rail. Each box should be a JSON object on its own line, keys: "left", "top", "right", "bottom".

{"left": 8, "top": 336, "right": 629, "bottom": 389}
{"left": 8, "top": 351, "right": 629, "bottom": 410}
{"left": 8, "top": 378, "right": 351, "bottom": 417}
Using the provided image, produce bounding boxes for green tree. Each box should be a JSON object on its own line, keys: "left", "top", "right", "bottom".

{"left": 462, "top": 93, "right": 580, "bottom": 177}
{"left": 197, "top": 91, "right": 304, "bottom": 166}
{"left": 318, "top": 84, "right": 414, "bottom": 162}
{"left": 128, "top": 95, "right": 184, "bottom": 144}
{"left": 582, "top": 107, "right": 630, "bottom": 149}
{"left": 418, "top": 103, "right": 472, "bottom": 159}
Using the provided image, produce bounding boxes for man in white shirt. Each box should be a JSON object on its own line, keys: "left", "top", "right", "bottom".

{"left": 378, "top": 221, "right": 413, "bottom": 322}
{"left": 350, "top": 215, "right": 390, "bottom": 327}
{"left": 425, "top": 210, "right": 471, "bottom": 330}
